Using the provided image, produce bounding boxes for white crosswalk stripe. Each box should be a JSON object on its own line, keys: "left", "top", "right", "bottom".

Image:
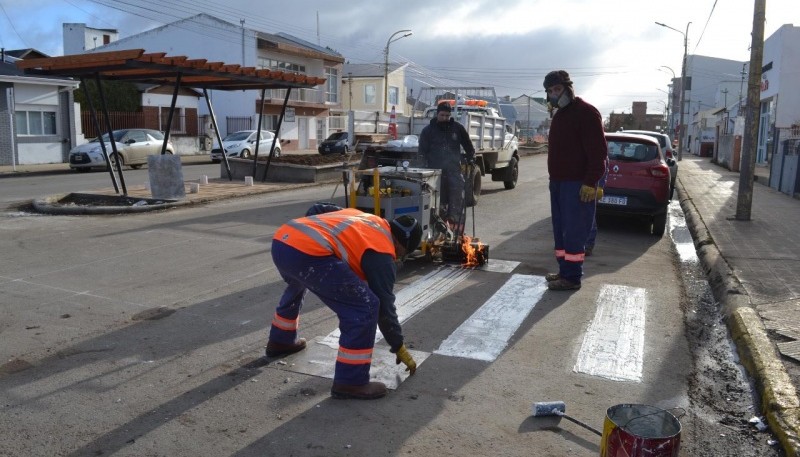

{"left": 573, "top": 284, "right": 647, "bottom": 382}
{"left": 435, "top": 274, "right": 547, "bottom": 361}
{"left": 272, "top": 263, "right": 650, "bottom": 388}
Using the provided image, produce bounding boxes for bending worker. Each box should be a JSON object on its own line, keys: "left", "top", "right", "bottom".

{"left": 418, "top": 102, "right": 476, "bottom": 231}
{"left": 266, "top": 204, "right": 422, "bottom": 400}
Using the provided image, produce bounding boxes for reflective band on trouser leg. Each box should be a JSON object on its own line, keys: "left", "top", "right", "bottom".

{"left": 564, "top": 252, "right": 585, "bottom": 263}
{"left": 336, "top": 347, "right": 373, "bottom": 364}
{"left": 335, "top": 346, "right": 373, "bottom": 386}
{"left": 554, "top": 249, "right": 566, "bottom": 259}
{"left": 272, "top": 313, "right": 299, "bottom": 332}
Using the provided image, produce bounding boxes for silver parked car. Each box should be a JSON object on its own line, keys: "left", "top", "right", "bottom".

{"left": 69, "top": 129, "right": 174, "bottom": 171}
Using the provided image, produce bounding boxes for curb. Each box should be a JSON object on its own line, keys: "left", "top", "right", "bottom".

{"left": 28, "top": 179, "right": 338, "bottom": 215}
{"left": 677, "top": 176, "right": 800, "bottom": 456}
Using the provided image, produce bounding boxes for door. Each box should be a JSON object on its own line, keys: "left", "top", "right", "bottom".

{"left": 757, "top": 101, "right": 771, "bottom": 164}
{"left": 298, "top": 118, "right": 308, "bottom": 149}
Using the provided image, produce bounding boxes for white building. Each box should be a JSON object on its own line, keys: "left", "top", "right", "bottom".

{"left": 0, "top": 49, "right": 82, "bottom": 166}
{"left": 63, "top": 23, "right": 119, "bottom": 55}
{"left": 761, "top": 24, "right": 800, "bottom": 162}
{"left": 83, "top": 14, "right": 344, "bottom": 151}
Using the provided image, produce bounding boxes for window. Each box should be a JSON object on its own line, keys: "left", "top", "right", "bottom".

{"left": 257, "top": 57, "right": 306, "bottom": 74}
{"left": 364, "top": 84, "right": 376, "bottom": 105}
{"left": 15, "top": 110, "right": 57, "bottom": 136}
{"left": 159, "top": 107, "right": 185, "bottom": 133}
{"left": 388, "top": 87, "right": 399, "bottom": 106}
{"left": 325, "top": 67, "right": 339, "bottom": 103}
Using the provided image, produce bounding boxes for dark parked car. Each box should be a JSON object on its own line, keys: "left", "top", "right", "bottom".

{"left": 69, "top": 129, "right": 174, "bottom": 171}
{"left": 318, "top": 131, "right": 350, "bottom": 155}
{"left": 621, "top": 130, "right": 678, "bottom": 199}
{"left": 599, "top": 132, "right": 671, "bottom": 236}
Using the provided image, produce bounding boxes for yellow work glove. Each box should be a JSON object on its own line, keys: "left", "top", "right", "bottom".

{"left": 579, "top": 184, "right": 598, "bottom": 202}
{"left": 395, "top": 344, "right": 417, "bottom": 375}
{"left": 596, "top": 187, "right": 604, "bottom": 200}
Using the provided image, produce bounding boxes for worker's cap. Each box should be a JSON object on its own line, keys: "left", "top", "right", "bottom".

{"left": 436, "top": 102, "right": 452, "bottom": 113}
{"left": 391, "top": 215, "right": 423, "bottom": 252}
{"left": 543, "top": 70, "right": 573, "bottom": 89}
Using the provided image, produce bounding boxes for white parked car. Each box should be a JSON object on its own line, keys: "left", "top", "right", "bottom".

{"left": 210, "top": 130, "right": 281, "bottom": 162}
{"left": 385, "top": 134, "right": 419, "bottom": 150}
{"left": 69, "top": 129, "right": 174, "bottom": 171}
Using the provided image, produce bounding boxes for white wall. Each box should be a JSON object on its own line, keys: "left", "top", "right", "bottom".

{"left": 17, "top": 143, "right": 63, "bottom": 164}
{"left": 763, "top": 24, "right": 800, "bottom": 127}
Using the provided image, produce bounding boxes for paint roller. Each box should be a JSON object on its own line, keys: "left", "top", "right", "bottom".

{"left": 530, "top": 401, "right": 602, "bottom": 437}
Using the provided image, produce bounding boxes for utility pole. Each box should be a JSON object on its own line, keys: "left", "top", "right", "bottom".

{"left": 721, "top": 89, "right": 729, "bottom": 134}
{"left": 735, "top": 0, "right": 765, "bottom": 221}
{"left": 240, "top": 19, "right": 245, "bottom": 66}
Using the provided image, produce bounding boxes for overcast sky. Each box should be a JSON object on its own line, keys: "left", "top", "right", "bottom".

{"left": 1, "top": 0, "right": 797, "bottom": 117}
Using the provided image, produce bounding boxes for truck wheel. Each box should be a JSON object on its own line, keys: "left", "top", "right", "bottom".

{"left": 464, "top": 165, "right": 481, "bottom": 207}
{"left": 503, "top": 157, "right": 519, "bottom": 189}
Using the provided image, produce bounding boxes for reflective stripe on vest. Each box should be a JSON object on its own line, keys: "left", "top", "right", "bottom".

{"left": 272, "top": 313, "right": 299, "bottom": 332}
{"left": 276, "top": 209, "right": 395, "bottom": 279}
{"left": 336, "top": 346, "right": 373, "bottom": 365}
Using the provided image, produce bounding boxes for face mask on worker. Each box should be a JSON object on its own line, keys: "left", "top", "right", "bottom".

{"left": 548, "top": 89, "right": 572, "bottom": 109}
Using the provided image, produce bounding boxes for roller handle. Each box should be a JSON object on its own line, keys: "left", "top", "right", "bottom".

{"left": 531, "top": 401, "right": 602, "bottom": 437}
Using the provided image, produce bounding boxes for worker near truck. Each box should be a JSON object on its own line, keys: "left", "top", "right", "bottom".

{"left": 418, "top": 102, "right": 476, "bottom": 231}
{"left": 543, "top": 70, "right": 607, "bottom": 291}
{"left": 266, "top": 204, "right": 422, "bottom": 400}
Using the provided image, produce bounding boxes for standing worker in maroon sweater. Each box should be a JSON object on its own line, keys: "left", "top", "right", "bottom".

{"left": 543, "top": 70, "right": 608, "bottom": 291}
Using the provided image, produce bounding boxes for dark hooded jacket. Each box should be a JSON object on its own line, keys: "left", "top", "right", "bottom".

{"left": 418, "top": 118, "right": 476, "bottom": 171}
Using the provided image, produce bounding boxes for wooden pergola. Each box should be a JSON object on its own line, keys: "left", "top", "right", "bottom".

{"left": 17, "top": 49, "right": 325, "bottom": 193}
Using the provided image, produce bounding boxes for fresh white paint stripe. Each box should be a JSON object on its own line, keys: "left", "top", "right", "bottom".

{"left": 574, "top": 284, "right": 647, "bottom": 382}
{"left": 318, "top": 266, "right": 473, "bottom": 348}
{"left": 434, "top": 274, "right": 547, "bottom": 361}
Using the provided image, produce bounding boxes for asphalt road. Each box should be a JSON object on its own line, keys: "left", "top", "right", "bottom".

{"left": 0, "top": 155, "right": 777, "bottom": 456}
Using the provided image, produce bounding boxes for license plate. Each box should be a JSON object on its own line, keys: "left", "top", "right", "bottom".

{"left": 600, "top": 195, "right": 627, "bottom": 205}
{"left": 325, "top": 147, "right": 330, "bottom": 152}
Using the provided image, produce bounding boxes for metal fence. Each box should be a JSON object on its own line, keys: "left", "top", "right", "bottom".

{"left": 81, "top": 112, "right": 145, "bottom": 138}
{"left": 80, "top": 111, "right": 189, "bottom": 138}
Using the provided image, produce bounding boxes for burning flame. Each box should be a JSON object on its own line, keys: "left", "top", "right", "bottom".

{"left": 461, "top": 235, "right": 485, "bottom": 267}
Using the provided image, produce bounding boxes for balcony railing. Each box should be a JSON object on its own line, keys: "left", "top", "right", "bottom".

{"left": 266, "top": 87, "right": 331, "bottom": 105}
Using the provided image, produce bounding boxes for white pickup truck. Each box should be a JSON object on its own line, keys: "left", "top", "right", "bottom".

{"left": 363, "top": 87, "right": 519, "bottom": 206}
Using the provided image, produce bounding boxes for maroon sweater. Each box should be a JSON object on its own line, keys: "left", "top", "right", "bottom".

{"left": 547, "top": 97, "right": 608, "bottom": 186}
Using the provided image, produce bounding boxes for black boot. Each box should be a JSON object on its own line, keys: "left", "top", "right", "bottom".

{"left": 330, "top": 382, "right": 388, "bottom": 400}
{"left": 265, "top": 338, "right": 307, "bottom": 357}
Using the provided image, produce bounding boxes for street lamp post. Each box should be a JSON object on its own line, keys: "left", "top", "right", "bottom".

{"left": 655, "top": 21, "right": 690, "bottom": 160}
{"left": 658, "top": 66, "right": 676, "bottom": 131}
{"left": 384, "top": 29, "right": 412, "bottom": 113}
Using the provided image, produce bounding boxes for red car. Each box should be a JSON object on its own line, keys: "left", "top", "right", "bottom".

{"left": 598, "top": 132, "right": 671, "bottom": 236}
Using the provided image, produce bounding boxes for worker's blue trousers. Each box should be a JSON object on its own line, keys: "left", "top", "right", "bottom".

{"left": 549, "top": 180, "right": 597, "bottom": 283}
{"left": 269, "top": 239, "right": 379, "bottom": 386}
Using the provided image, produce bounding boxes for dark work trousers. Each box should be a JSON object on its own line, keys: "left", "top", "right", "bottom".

{"left": 440, "top": 167, "right": 465, "bottom": 222}
{"left": 549, "top": 180, "right": 596, "bottom": 283}
{"left": 269, "top": 239, "right": 379, "bottom": 386}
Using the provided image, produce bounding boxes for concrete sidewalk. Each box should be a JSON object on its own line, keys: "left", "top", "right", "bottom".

{"left": 677, "top": 156, "right": 800, "bottom": 455}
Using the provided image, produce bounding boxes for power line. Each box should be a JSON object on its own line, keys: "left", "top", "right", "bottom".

{"left": 0, "top": 1, "right": 30, "bottom": 49}
{"left": 693, "top": 0, "right": 718, "bottom": 53}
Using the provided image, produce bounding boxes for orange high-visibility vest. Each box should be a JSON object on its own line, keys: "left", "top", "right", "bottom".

{"left": 274, "top": 209, "right": 396, "bottom": 280}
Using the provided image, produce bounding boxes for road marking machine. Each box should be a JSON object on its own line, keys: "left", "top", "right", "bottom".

{"left": 343, "top": 161, "right": 489, "bottom": 266}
